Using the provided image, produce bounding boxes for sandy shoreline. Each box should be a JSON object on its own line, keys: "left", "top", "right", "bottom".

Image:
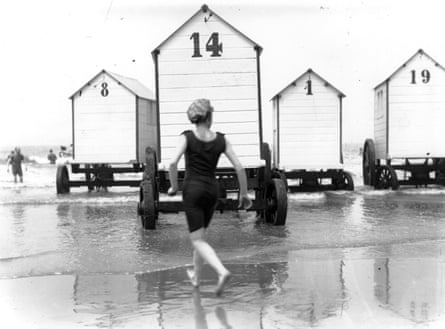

{"left": 1, "top": 244, "right": 445, "bottom": 329}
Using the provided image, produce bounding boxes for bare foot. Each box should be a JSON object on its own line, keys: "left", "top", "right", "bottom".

{"left": 215, "top": 271, "right": 231, "bottom": 297}
{"left": 186, "top": 268, "right": 199, "bottom": 287}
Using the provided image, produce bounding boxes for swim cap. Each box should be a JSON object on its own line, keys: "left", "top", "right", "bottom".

{"left": 187, "top": 99, "right": 213, "bottom": 123}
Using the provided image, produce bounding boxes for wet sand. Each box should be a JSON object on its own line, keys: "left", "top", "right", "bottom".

{"left": 1, "top": 162, "right": 445, "bottom": 328}
{"left": 1, "top": 242, "right": 445, "bottom": 328}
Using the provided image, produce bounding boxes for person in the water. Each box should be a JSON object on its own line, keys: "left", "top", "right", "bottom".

{"left": 47, "top": 149, "right": 57, "bottom": 164}
{"left": 10, "top": 147, "right": 24, "bottom": 183}
{"left": 6, "top": 150, "right": 15, "bottom": 173}
{"left": 168, "top": 98, "right": 252, "bottom": 296}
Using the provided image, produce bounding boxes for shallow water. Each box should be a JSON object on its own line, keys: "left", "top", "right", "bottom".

{"left": 1, "top": 161, "right": 445, "bottom": 328}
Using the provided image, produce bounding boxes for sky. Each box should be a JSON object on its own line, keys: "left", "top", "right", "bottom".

{"left": 1, "top": 0, "right": 444, "bottom": 149}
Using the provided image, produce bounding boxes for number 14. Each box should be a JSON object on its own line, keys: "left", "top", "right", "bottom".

{"left": 190, "top": 32, "right": 223, "bottom": 57}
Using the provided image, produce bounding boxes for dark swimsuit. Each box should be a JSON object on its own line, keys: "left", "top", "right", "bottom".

{"left": 182, "top": 130, "right": 226, "bottom": 232}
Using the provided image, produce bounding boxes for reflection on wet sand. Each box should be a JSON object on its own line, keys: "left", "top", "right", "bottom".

{"left": 2, "top": 254, "right": 445, "bottom": 328}
{"left": 374, "top": 258, "right": 445, "bottom": 323}
{"left": 68, "top": 259, "right": 350, "bottom": 328}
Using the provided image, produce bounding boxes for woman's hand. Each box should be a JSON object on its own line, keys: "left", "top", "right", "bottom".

{"left": 167, "top": 187, "right": 177, "bottom": 196}
{"left": 238, "top": 194, "right": 252, "bottom": 210}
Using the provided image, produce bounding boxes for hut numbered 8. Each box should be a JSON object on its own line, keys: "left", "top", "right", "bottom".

{"left": 57, "top": 70, "right": 157, "bottom": 193}
{"left": 137, "top": 4, "right": 288, "bottom": 229}
{"left": 363, "top": 49, "right": 445, "bottom": 189}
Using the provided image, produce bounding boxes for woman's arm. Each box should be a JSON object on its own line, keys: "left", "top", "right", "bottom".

{"left": 168, "top": 134, "right": 187, "bottom": 195}
{"left": 224, "top": 137, "right": 252, "bottom": 209}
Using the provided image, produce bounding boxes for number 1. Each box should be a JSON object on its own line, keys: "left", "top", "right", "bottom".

{"left": 306, "top": 79, "right": 313, "bottom": 95}
{"left": 190, "top": 32, "right": 202, "bottom": 57}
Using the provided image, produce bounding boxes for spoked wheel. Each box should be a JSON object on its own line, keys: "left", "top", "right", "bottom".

{"left": 363, "top": 139, "right": 376, "bottom": 186}
{"left": 138, "top": 180, "right": 157, "bottom": 229}
{"left": 264, "top": 178, "right": 287, "bottom": 226}
{"left": 56, "top": 165, "right": 70, "bottom": 194}
{"left": 335, "top": 171, "right": 354, "bottom": 191}
{"left": 375, "top": 165, "right": 399, "bottom": 190}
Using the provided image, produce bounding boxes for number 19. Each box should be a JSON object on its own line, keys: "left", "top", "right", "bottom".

{"left": 411, "top": 69, "right": 431, "bottom": 84}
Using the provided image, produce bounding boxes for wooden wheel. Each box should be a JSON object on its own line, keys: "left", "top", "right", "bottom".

{"left": 264, "top": 178, "right": 287, "bottom": 226}
{"left": 375, "top": 165, "right": 399, "bottom": 190}
{"left": 363, "top": 139, "right": 376, "bottom": 186}
{"left": 273, "top": 170, "right": 288, "bottom": 192}
{"left": 56, "top": 165, "right": 70, "bottom": 194}
{"left": 139, "top": 147, "right": 159, "bottom": 230}
{"left": 335, "top": 171, "right": 354, "bottom": 191}
{"left": 139, "top": 180, "right": 157, "bottom": 229}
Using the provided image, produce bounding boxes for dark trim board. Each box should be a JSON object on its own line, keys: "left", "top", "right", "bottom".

{"left": 386, "top": 79, "right": 389, "bottom": 159}
{"left": 255, "top": 46, "right": 263, "bottom": 152}
{"left": 339, "top": 96, "right": 343, "bottom": 164}
{"left": 135, "top": 96, "right": 139, "bottom": 162}
{"left": 153, "top": 50, "right": 161, "bottom": 161}
{"left": 276, "top": 96, "right": 280, "bottom": 166}
{"left": 71, "top": 98, "right": 75, "bottom": 159}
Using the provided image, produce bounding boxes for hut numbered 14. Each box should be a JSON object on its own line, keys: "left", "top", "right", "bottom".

{"left": 271, "top": 69, "right": 354, "bottom": 192}
{"left": 137, "top": 4, "right": 288, "bottom": 229}
{"left": 363, "top": 49, "right": 445, "bottom": 189}
{"left": 57, "top": 70, "right": 157, "bottom": 193}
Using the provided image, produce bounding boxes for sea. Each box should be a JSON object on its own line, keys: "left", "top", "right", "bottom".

{"left": 1, "top": 145, "right": 445, "bottom": 328}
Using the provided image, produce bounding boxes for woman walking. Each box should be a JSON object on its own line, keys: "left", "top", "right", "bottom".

{"left": 168, "top": 99, "right": 252, "bottom": 296}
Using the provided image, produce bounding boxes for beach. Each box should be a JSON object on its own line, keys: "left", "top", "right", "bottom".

{"left": 1, "top": 151, "right": 445, "bottom": 328}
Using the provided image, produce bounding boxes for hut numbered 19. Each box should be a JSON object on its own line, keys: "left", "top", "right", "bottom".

{"left": 57, "top": 69, "right": 157, "bottom": 193}
{"left": 363, "top": 49, "right": 445, "bottom": 189}
{"left": 271, "top": 69, "right": 354, "bottom": 192}
{"left": 138, "top": 4, "right": 288, "bottom": 229}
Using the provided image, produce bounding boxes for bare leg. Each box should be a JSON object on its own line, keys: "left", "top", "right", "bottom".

{"left": 187, "top": 249, "right": 203, "bottom": 287}
{"left": 190, "top": 228, "right": 231, "bottom": 296}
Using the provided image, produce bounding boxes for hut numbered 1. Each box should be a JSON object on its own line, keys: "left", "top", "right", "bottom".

{"left": 137, "top": 4, "right": 288, "bottom": 229}
{"left": 271, "top": 69, "right": 353, "bottom": 192}
{"left": 57, "top": 69, "right": 157, "bottom": 193}
{"left": 363, "top": 49, "right": 445, "bottom": 189}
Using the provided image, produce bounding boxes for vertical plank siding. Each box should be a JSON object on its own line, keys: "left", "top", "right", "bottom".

{"left": 374, "top": 84, "right": 387, "bottom": 159}
{"left": 157, "top": 12, "right": 261, "bottom": 168}
{"left": 388, "top": 53, "right": 445, "bottom": 158}
{"left": 137, "top": 98, "right": 158, "bottom": 162}
{"left": 73, "top": 73, "right": 136, "bottom": 163}
{"left": 275, "top": 72, "right": 342, "bottom": 169}
{"left": 374, "top": 51, "right": 445, "bottom": 160}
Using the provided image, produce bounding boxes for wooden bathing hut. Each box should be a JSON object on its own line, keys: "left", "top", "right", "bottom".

{"left": 57, "top": 69, "right": 157, "bottom": 193}
{"left": 271, "top": 68, "right": 353, "bottom": 191}
{"left": 363, "top": 49, "right": 445, "bottom": 189}
{"left": 137, "top": 4, "right": 288, "bottom": 229}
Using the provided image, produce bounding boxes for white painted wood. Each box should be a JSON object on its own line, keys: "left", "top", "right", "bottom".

{"left": 73, "top": 73, "right": 136, "bottom": 163}
{"left": 159, "top": 58, "right": 256, "bottom": 75}
{"left": 159, "top": 98, "right": 258, "bottom": 113}
{"left": 158, "top": 47, "right": 255, "bottom": 62}
{"left": 137, "top": 97, "right": 158, "bottom": 162}
{"left": 159, "top": 85, "right": 257, "bottom": 102}
{"left": 374, "top": 82, "right": 388, "bottom": 159}
{"left": 374, "top": 51, "right": 445, "bottom": 158}
{"left": 156, "top": 9, "right": 261, "bottom": 167}
{"left": 274, "top": 72, "right": 342, "bottom": 170}
{"left": 159, "top": 72, "right": 257, "bottom": 89}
